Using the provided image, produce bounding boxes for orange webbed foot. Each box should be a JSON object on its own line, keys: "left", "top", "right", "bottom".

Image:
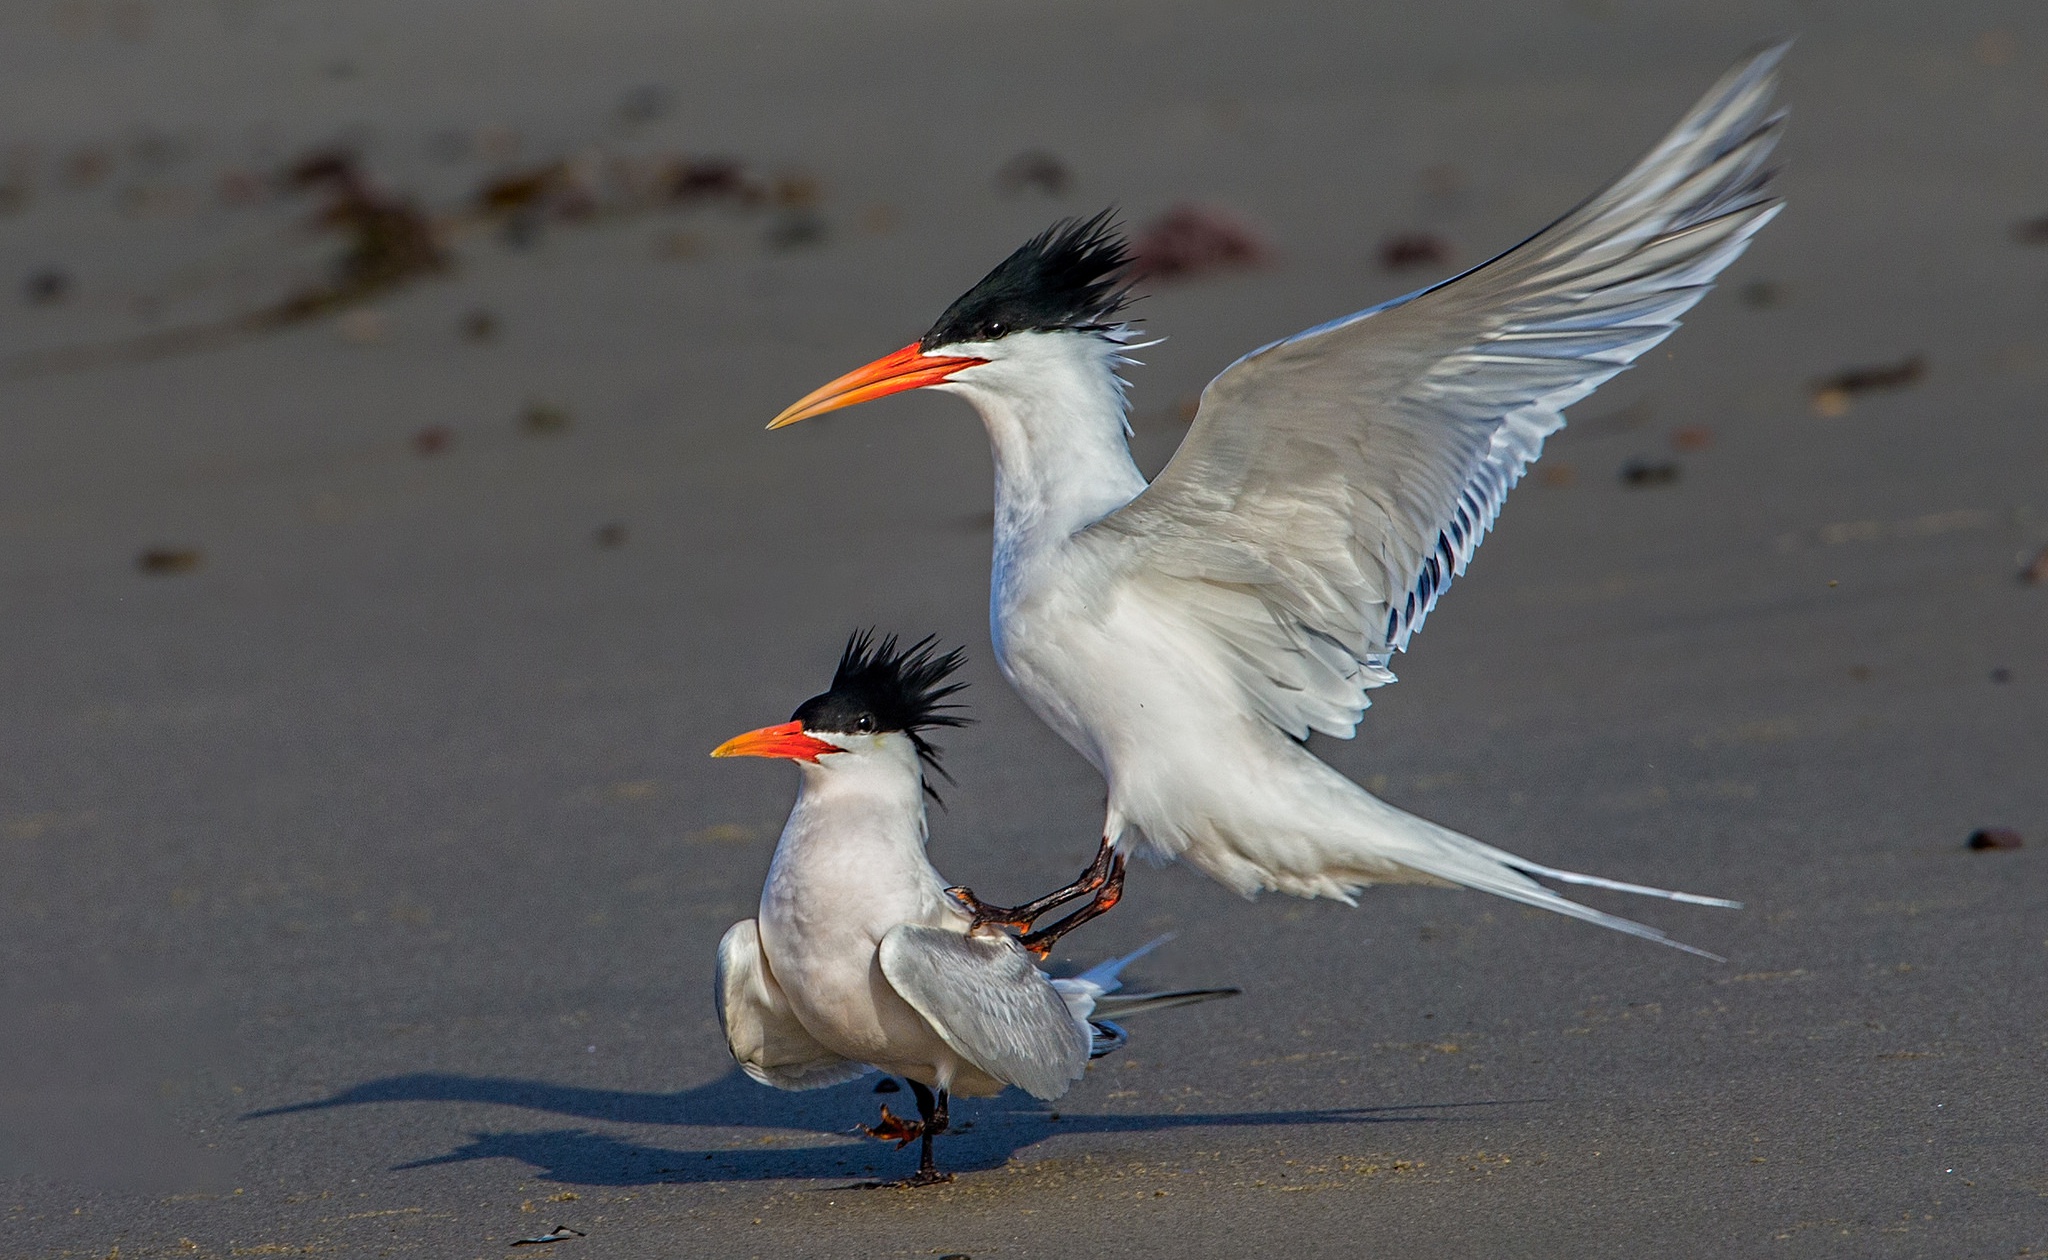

{"left": 860, "top": 1104, "right": 924, "bottom": 1148}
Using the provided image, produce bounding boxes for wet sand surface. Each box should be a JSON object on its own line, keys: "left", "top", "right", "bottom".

{"left": 2, "top": 2, "right": 2045, "bottom": 1256}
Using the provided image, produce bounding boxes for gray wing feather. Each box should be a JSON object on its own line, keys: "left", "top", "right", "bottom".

{"left": 715, "top": 920, "right": 871, "bottom": 1091}
{"left": 1089, "top": 44, "right": 1787, "bottom": 739}
{"left": 877, "top": 925, "right": 1090, "bottom": 1102}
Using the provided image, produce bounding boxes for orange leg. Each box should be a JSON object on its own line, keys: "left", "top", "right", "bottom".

{"left": 1017, "top": 850, "right": 1127, "bottom": 958}
{"left": 948, "top": 836, "right": 1117, "bottom": 935}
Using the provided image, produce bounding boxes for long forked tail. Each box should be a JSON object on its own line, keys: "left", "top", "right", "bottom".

{"left": 1050, "top": 936, "right": 1240, "bottom": 1058}
{"left": 1398, "top": 813, "right": 1742, "bottom": 961}
{"left": 1091, "top": 988, "right": 1243, "bottom": 1021}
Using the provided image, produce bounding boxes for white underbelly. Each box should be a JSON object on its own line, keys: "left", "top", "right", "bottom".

{"left": 996, "top": 568, "right": 1183, "bottom": 768}
{"left": 755, "top": 857, "right": 966, "bottom": 1077}
{"left": 998, "top": 573, "right": 1262, "bottom": 836}
{"left": 766, "top": 929, "right": 920, "bottom": 1061}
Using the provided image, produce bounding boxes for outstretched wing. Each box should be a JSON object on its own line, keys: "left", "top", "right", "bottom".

{"left": 878, "top": 925, "right": 1090, "bottom": 1101}
{"left": 715, "top": 920, "right": 872, "bottom": 1091}
{"left": 1089, "top": 44, "right": 1787, "bottom": 739}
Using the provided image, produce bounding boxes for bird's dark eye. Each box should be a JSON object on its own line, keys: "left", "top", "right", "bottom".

{"left": 855, "top": 714, "right": 876, "bottom": 733}
{"left": 983, "top": 321, "right": 1006, "bottom": 339}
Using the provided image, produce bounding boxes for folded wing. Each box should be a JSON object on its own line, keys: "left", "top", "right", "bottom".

{"left": 878, "top": 925, "right": 1091, "bottom": 1101}
{"left": 1088, "top": 43, "right": 1787, "bottom": 739}
{"left": 716, "top": 920, "right": 872, "bottom": 1090}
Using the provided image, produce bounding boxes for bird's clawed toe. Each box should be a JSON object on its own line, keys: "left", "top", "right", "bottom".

{"left": 948, "top": 836, "right": 1124, "bottom": 944}
{"left": 860, "top": 1104, "right": 924, "bottom": 1148}
{"left": 946, "top": 885, "right": 1037, "bottom": 935}
{"left": 1019, "top": 851, "right": 1127, "bottom": 957}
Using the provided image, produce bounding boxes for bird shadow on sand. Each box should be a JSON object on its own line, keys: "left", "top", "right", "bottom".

{"left": 244, "top": 1068, "right": 1525, "bottom": 1186}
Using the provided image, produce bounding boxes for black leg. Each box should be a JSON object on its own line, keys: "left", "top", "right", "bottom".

{"left": 905, "top": 1082, "right": 953, "bottom": 1186}
{"left": 949, "top": 836, "right": 1117, "bottom": 934}
{"left": 1018, "top": 850, "right": 1127, "bottom": 958}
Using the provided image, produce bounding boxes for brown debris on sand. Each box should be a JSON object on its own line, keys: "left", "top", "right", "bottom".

{"left": 475, "top": 160, "right": 598, "bottom": 243}
{"left": 1965, "top": 828, "right": 2023, "bottom": 851}
{"left": 5, "top": 148, "right": 452, "bottom": 377}
{"left": 1378, "top": 232, "right": 1450, "bottom": 271}
{"left": 2010, "top": 214, "right": 2048, "bottom": 245}
{"left": 1129, "top": 204, "right": 1270, "bottom": 281}
{"left": 4, "top": 136, "right": 819, "bottom": 382}
{"left": 1810, "top": 355, "right": 1925, "bottom": 417}
{"left": 663, "top": 157, "right": 765, "bottom": 207}
{"left": 136, "top": 547, "right": 202, "bottom": 575}
{"left": 1619, "top": 459, "right": 1680, "bottom": 487}
{"left": 262, "top": 149, "right": 449, "bottom": 326}
{"left": 996, "top": 151, "right": 1070, "bottom": 197}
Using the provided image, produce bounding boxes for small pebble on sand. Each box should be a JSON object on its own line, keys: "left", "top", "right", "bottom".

{"left": 1966, "top": 828, "right": 2023, "bottom": 851}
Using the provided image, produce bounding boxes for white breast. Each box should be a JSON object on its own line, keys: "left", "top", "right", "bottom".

{"left": 751, "top": 739, "right": 967, "bottom": 1067}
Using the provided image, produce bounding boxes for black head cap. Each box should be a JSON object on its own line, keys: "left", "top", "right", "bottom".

{"left": 792, "top": 631, "right": 970, "bottom": 786}
{"left": 919, "top": 209, "right": 1134, "bottom": 351}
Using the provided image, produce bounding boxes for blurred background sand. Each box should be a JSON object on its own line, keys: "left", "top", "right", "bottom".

{"left": 2, "top": 1, "right": 2045, "bottom": 1255}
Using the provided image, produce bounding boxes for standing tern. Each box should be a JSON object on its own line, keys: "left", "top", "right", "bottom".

{"left": 710, "top": 631, "right": 1237, "bottom": 1184}
{"left": 764, "top": 46, "right": 1788, "bottom": 957}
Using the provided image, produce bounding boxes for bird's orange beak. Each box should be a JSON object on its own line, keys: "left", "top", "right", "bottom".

{"left": 766, "top": 342, "right": 987, "bottom": 430}
{"left": 710, "top": 720, "right": 842, "bottom": 762}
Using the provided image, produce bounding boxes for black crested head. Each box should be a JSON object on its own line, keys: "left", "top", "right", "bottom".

{"left": 792, "top": 631, "right": 970, "bottom": 788}
{"left": 919, "top": 209, "right": 1133, "bottom": 351}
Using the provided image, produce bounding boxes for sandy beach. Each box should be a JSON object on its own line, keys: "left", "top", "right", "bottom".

{"left": 2, "top": 1, "right": 2045, "bottom": 1255}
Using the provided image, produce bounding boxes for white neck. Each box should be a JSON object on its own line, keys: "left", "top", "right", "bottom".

{"left": 756, "top": 733, "right": 960, "bottom": 996}
{"left": 782, "top": 733, "right": 929, "bottom": 852}
{"left": 935, "top": 330, "right": 1149, "bottom": 557}
{"left": 776, "top": 734, "right": 931, "bottom": 870}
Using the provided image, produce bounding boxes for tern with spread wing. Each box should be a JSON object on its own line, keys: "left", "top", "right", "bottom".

{"left": 765, "top": 47, "right": 1789, "bottom": 957}
{"left": 710, "top": 632, "right": 1236, "bottom": 1184}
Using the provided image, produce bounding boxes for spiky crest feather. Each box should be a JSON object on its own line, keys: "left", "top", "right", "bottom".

{"left": 792, "top": 631, "right": 971, "bottom": 795}
{"left": 921, "top": 210, "right": 1135, "bottom": 351}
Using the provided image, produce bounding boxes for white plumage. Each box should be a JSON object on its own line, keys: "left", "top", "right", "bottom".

{"left": 771, "top": 45, "right": 1790, "bottom": 958}
{"left": 712, "top": 663, "right": 1235, "bottom": 1126}
{"left": 715, "top": 729, "right": 1096, "bottom": 1100}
